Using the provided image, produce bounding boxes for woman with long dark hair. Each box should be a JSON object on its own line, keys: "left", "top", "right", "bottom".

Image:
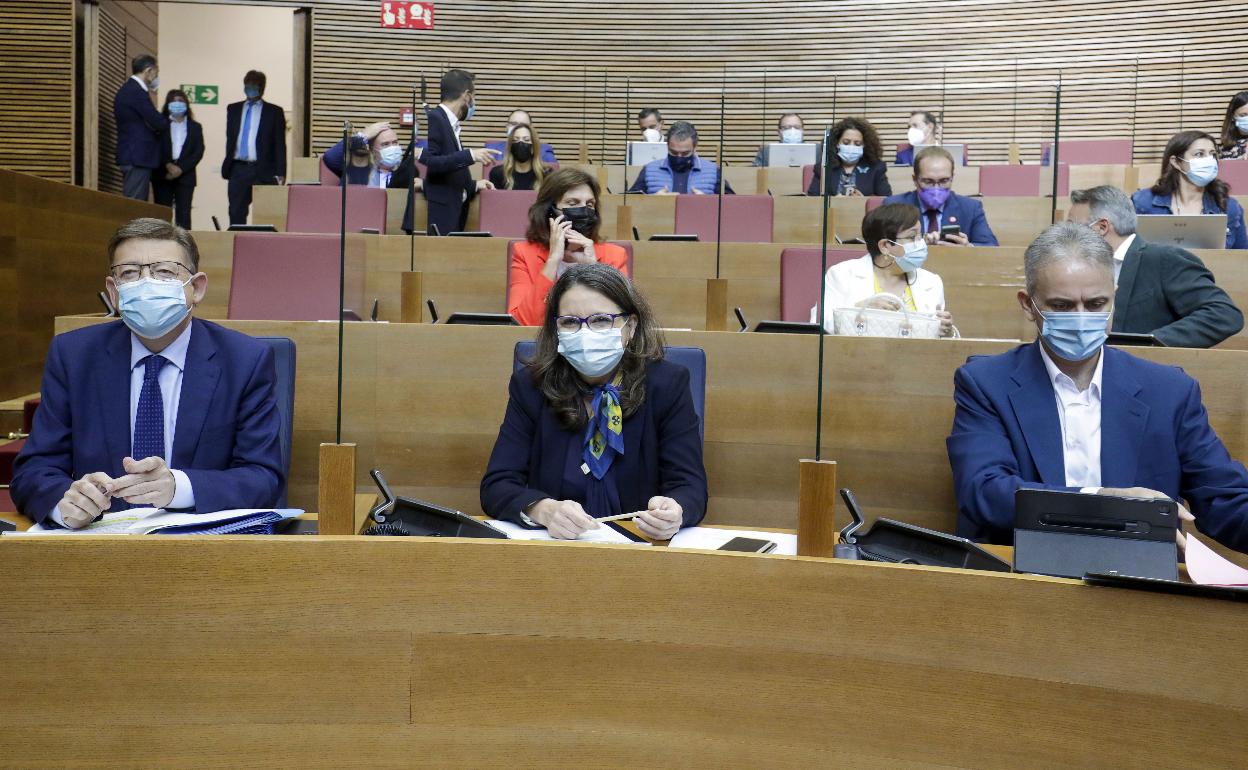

{"left": 482, "top": 263, "right": 707, "bottom": 540}
{"left": 1218, "top": 91, "right": 1248, "bottom": 160}
{"left": 807, "top": 116, "right": 892, "bottom": 197}
{"left": 152, "top": 89, "right": 203, "bottom": 229}
{"left": 1133, "top": 130, "right": 1247, "bottom": 249}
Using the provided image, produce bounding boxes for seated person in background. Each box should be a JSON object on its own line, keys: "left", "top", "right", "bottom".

{"left": 806, "top": 116, "right": 892, "bottom": 197}
{"left": 637, "top": 107, "right": 664, "bottom": 142}
{"left": 1132, "top": 130, "right": 1247, "bottom": 250}
{"left": 1218, "top": 91, "right": 1248, "bottom": 160}
{"left": 896, "top": 110, "right": 936, "bottom": 166}
{"left": 482, "top": 263, "right": 708, "bottom": 540}
{"left": 1069, "top": 185, "right": 1242, "bottom": 348}
{"left": 323, "top": 120, "right": 422, "bottom": 190}
{"left": 508, "top": 168, "right": 631, "bottom": 325}
{"left": 947, "top": 222, "right": 1248, "bottom": 552}
{"left": 628, "top": 121, "right": 734, "bottom": 195}
{"left": 811, "top": 203, "right": 955, "bottom": 337}
{"left": 485, "top": 109, "right": 558, "bottom": 164}
{"left": 751, "top": 112, "right": 805, "bottom": 167}
{"left": 11, "top": 218, "right": 285, "bottom": 528}
{"left": 488, "top": 123, "right": 550, "bottom": 191}
{"left": 884, "top": 147, "right": 997, "bottom": 247}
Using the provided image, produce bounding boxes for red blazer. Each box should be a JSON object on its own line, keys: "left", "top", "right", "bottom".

{"left": 508, "top": 240, "right": 631, "bottom": 326}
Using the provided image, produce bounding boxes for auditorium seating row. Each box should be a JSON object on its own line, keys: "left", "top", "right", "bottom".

{"left": 192, "top": 231, "right": 1248, "bottom": 348}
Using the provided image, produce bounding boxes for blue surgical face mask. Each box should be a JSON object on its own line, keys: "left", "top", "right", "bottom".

{"left": 117, "top": 277, "right": 192, "bottom": 340}
{"left": 837, "top": 143, "right": 864, "bottom": 164}
{"left": 1236, "top": 115, "right": 1248, "bottom": 135}
{"left": 244, "top": 86, "right": 261, "bottom": 101}
{"left": 1184, "top": 156, "right": 1218, "bottom": 187}
{"left": 465, "top": 98, "right": 476, "bottom": 121}
{"left": 1032, "top": 300, "right": 1110, "bottom": 362}
{"left": 378, "top": 145, "right": 404, "bottom": 168}
{"left": 557, "top": 327, "right": 625, "bottom": 378}
{"left": 168, "top": 101, "right": 187, "bottom": 117}
{"left": 889, "top": 238, "right": 928, "bottom": 273}
{"left": 780, "top": 127, "right": 803, "bottom": 144}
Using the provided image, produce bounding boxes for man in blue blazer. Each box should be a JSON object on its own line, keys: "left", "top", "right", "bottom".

{"left": 11, "top": 218, "right": 285, "bottom": 528}
{"left": 947, "top": 222, "right": 1248, "bottom": 552}
{"left": 885, "top": 146, "right": 998, "bottom": 247}
{"left": 112, "top": 54, "right": 166, "bottom": 201}
{"left": 410, "top": 68, "right": 498, "bottom": 235}
{"left": 222, "top": 70, "right": 287, "bottom": 225}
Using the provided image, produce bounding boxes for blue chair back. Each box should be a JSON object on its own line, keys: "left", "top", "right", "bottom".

{"left": 256, "top": 336, "right": 296, "bottom": 507}
{"left": 512, "top": 341, "right": 706, "bottom": 441}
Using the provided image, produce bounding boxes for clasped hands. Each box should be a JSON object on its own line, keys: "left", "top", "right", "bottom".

{"left": 529, "top": 496, "right": 683, "bottom": 541}
{"left": 56, "top": 456, "right": 176, "bottom": 529}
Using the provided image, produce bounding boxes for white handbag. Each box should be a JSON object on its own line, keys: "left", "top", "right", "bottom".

{"left": 831, "top": 294, "right": 943, "bottom": 339}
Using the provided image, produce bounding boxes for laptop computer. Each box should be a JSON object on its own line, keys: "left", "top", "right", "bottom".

{"left": 913, "top": 143, "right": 965, "bottom": 166}
{"left": 763, "top": 142, "right": 819, "bottom": 168}
{"left": 1134, "top": 214, "right": 1228, "bottom": 250}
{"left": 626, "top": 141, "right": 667, "bottom": 165}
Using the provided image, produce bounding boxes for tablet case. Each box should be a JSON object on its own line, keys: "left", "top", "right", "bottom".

{"left": 1014, "top": 489, "right": 1178, "bottom": 579}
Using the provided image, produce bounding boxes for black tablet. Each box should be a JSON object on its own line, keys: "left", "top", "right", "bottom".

{"left": 443, "top": 312, "right": 519, "bottom": 326}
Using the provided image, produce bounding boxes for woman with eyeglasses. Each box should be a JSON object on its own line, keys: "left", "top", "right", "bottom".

{"left": 811, "top": 203, "right": 956, "bottom": 337}
{"left": 151, "top": 89, "right": 204, "bottom": 229}
{"left": 508, "top": 168, "right": 631, "bottom": 325}
{"left": 482, "top": 263, "right": 708, "bottom": 541}
{"left": 1133, "top": 130, "right": 1248, "bottom": 250}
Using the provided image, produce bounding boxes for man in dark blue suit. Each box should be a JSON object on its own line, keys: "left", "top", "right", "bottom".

{"left": 221, "top": 70, "right": 287, "bottom": 225}
{"left": 947, "top": 222, "right": 1248, "bottom": 553}
{"left": 884, "top": 146, "right": 998, "bottom": 247}
{"left": 412, "top": 68, "right": 498, "bottom": 235}
{"left": 112, "top": 54, "right": 166, "bottom": 201}
{"left": 11, "top": 218, "right": 285, "bottom": 528}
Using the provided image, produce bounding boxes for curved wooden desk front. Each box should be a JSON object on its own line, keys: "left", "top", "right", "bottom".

{"left": 1, "top": 536, "right": 1243, "bottom": 767}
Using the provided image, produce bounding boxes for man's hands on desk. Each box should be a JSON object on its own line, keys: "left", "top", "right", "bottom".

{"left": 56, "top": 456, "right": 176, "bottom": 529}
{"left": 1097, "top": 487, "right": 1196, "bottom": 549}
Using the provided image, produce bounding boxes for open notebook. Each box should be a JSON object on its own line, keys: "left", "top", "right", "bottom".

{"left": 7, "top": 508, "right": 303, "bottom": 536}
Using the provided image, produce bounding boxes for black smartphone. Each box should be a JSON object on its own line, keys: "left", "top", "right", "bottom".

{"left": 939, "top": 224, "right": 961, "bottom": 241}
{"left": 718, "top": 536, "right": 778, "bottom": 553}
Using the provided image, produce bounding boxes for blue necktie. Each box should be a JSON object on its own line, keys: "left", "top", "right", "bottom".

{"left": 239, "top": 103, "right": 254, "bottom": 160}
{"left": 133, "top": 355, "right": 167, "bottom": 461}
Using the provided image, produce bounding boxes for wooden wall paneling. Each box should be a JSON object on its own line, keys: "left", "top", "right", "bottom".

{"left": 0, "top": 0, "right": 75, "bottom": 182}
{"left": 95, "top": 3, "right": 127, "bottom": 195}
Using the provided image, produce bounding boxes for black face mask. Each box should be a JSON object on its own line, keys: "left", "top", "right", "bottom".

{"left": 549, "top": 204, "right": 599, "bottom": 237}
{"left": 668, "top": 154, "right": 695, "bottom": 173}
{"left": 511, "top": 142, "right": 534, "bottom": 163}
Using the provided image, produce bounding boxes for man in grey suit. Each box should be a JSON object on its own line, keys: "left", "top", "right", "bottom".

{"left": 1067, "top": 185, "right": 1243, "bottom": 348}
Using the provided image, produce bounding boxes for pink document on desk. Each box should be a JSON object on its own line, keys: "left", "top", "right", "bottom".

{"left": 1185, "top": 533, "right": 1248, "bottom": 586}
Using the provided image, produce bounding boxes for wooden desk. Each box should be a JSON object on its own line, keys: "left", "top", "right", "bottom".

{"left": 54, "top": 318, "right": 1248, "bottom": 540}
{"left": 1, "top": 536, "right": 1244, "bottom": 767}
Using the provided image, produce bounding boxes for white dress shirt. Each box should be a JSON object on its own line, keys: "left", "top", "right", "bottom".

{"left": 1038, "top": 343, "right": 1104, "bottom": 489}
{"left": 235, "top": 99, "right": 263, "bottom": 161}
{"left": 49, "top": 324, "right": 196, "bottom": 526}
{"left": 169, "top": 118, "right": 188, "bottom": 161}
{"left": 440, "top": 103, "right": 463, "bottom": 149}
{"left": 1112, "top": 233, "right": 1136, "bottom": 286}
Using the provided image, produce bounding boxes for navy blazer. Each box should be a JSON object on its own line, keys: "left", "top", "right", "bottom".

{"left": 12, "top": 319, "right": 286, "bottom": 525}
{"left": 947, "top": 342, "right": 1248, "bottom": 551}
{"left": 421, "top": 105, "right": 477, "bottom": 206}
{"left": 159, "top": 118, "right": 205, "bottom": 184}
{"left": 883, "top": 189, "right": 999, "bottom": 246}
{"left": 113, "top": 78, "right": 166, "bottom": 169}
{"left": 221, "top": 100, "right": 287, "bottom": 182}
{"left": 1113, "top": 236, "right": 1243, "bottom": 348}
{"left": 806, "top": 161, "right": 892, "bottom": 197}
{"left": 480, "top": 359, "right": 708, "bottom": 527}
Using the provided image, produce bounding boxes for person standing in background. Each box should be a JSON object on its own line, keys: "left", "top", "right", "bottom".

{"left": 152, "top": 90, "right": 204, "bottom": 230}
{"left": 221, "top": 70, "right": 287, "bottom": 226}
{"left": 113, "top": 54, "right": 165, "bottom": 201}
{"left": 419, "top": 68, "right": 498, "bottom": 235}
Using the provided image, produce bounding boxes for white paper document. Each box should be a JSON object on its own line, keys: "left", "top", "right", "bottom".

{"left": 1185, "top": 533, "right": 1248, "bottom": 586}
{"left": 7, "top": 508, "right": 303, "bottom": 536}
{"left": 668, "top": 527, "right": 798, "bottom": 555}
{"left": 485, "top": 518, "right": 649, "bottom": 545}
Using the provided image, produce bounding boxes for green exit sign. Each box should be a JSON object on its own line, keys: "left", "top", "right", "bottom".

{"left": 181, "top": 84, "right": 219, "bottom": 105}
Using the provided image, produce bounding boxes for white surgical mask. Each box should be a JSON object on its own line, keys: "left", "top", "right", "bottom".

{"left": 557, "top": 327, "right": 625, "bottom": 378}
{"left": 1184, "top": 156, "right": 1218, "bottom": 187}
{"left": 642, "top": 128, "right": 662, "bottom": 143}
{"left": 378, "top": 145, "right": 404, "bottom": 168}
{"left": 1235, "top": 115, "right": 1248, "bottom": 134}
{"left": 780, "top": 127, "right": 803, "bottom": 144}
{"left": 906, "top": 126, "right": 926, "bottom": 146}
